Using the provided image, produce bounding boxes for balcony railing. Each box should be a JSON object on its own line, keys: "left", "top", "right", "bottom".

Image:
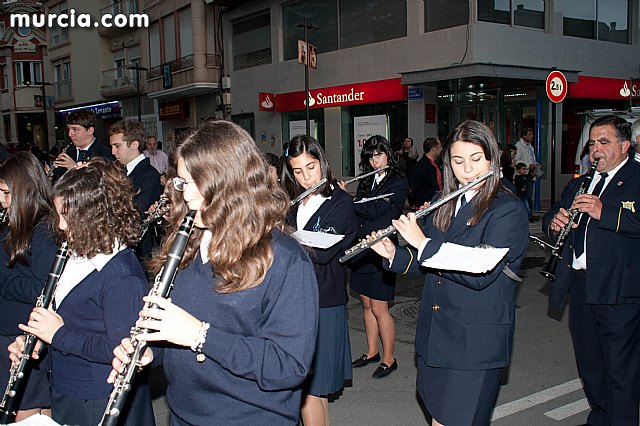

{"left": 99, "top": 0, "right": 139, "bottom": 17}
{"left": 101, "top": 66, "right": 143, "bottom": 91}
{"left": 55, "top": 79, "right": 72, "bottom": 100}
{"left": 148, "top": 55, "right": 193, "bottom": 79}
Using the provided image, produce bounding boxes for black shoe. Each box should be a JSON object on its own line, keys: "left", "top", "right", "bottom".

{"left": 352, "top": 353, "right": 380, "bottom": 368}
{"left": 372, "top": 359, "right": 397, "bottom": 378}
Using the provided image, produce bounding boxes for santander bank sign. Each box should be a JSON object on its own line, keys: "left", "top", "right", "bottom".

{"left": 275, "top": 78, "right": 408, "bottom": 112}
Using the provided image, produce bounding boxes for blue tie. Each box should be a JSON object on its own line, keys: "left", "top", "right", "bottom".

{"left": 457, "top": 194, "right": 467, "bottom": 216}
{"left": 574, "top": 172, "right": 608, "bottom": 258}
{"left": 77, "top": 149, "right": 88, "bottom": 162}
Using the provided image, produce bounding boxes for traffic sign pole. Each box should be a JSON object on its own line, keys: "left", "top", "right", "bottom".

{"left": 546, "top": 69, "right": 568, "bottom": 206}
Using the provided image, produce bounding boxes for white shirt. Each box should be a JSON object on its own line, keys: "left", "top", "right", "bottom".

{"left": 296, "top": 193, "right": 329, "bottom": 231}
{"left": 515, "top": 138, "right": 536, "bottom": 167}
{"left": 54, "top": 243, "right": 126, "bottom": 306}
{"left": 144, "top": 149, "right": 169, "bottom": 174}
{"left": 200, "top": 230, "right": 212, "bottom": 263}
{"left": 372, "top": 171, "right": 386, "bottom": 189}
{"left": 126, "top": 154, "right": 146, "bottom": 176}
{"left": 572, "top": 157, "right": 627, "bottom": 270}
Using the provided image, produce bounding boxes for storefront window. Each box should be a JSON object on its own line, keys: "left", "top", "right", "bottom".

{"left": 232, "top": 11, "right": 272, "bottom": 70}
{"left": 425, "top": 0, "right": 468, "bottom": 32}
{"left": 340, "top": 0, "right": 406, "bottom": 48}
{"left": 563, "top": 0, "right": 629, "bottom": 44}
{"left": 478, "top": 0, "right": 545, "bottom": 29}
{"left": 281, "top": 110, "right": 326, "bottom": 150}
{"left": 283, "top": 1, "right": 338, "bottom": 62}
{"left": 342, "top": 102, "right": 407, "bottom": 176}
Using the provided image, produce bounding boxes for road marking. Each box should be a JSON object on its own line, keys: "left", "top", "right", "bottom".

{"left": 491, "top": 378, "right": 583, "bottom": 420}
{"left": 544, "top": 398, "right": 590, "bottom": 420}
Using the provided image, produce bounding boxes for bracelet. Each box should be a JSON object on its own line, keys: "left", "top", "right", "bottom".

{"left": 191, "top": 321, "right": 210, "bottom": 363}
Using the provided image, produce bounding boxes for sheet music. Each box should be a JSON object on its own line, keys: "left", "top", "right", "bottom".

{"left": 293, "top": 230, "right": 345, "bottom": 249}
{"left": 421, "top": 243, "right": 509, "bottom": 274}
{"left": 5, "top": 414, "right": 62, "bottom": 426}
{"left": 354, "top": 193, "right": 395, "bottom": 204}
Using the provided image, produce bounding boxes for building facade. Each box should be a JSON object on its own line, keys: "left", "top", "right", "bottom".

{"left": 222, "top": 0, "right": 640, "bottom": 206}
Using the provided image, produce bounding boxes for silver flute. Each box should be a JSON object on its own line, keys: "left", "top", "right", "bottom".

{"left": 290, "top": 178, "right": 328, "bottom": 206}
{"left": 339, "top": 171, "right": 494, "bottom": 263}
{"left": 343, "top": 166, "right": 390, "bottom": 185}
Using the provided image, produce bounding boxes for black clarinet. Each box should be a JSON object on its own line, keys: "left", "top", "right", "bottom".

{"left": 99, "top": 211, "right": 196, "bottom": 426}
{"left": 539, "top": 159, "right": 599, "bottom": 281}
{"left": 0, "top": 242, "right": 70, "bottom": 423}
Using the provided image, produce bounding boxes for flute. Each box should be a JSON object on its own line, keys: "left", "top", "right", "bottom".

{"left": 100, "top": 211, "right": 196, "bottom": 426}
{"left": 290, "top": 178, "right": 328, "bottom": 206}
{"left": 0, "top": 242, "right": 70, "bottom": 423}
{"left": 339, "top": 171, "right": 494, "bottom": 263}
{"left": 343, "top": 166, "right": 390, "bottom": 186}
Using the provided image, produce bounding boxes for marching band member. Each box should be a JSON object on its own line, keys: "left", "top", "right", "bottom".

{"left": 109, "top": 120, "right": 319, "bottom": 425}
{"left": 0, "top": 152, "right": 58, "bottom": 421}
{"left": 346, "top": 135, "right": 408, "bottom": 378}
{"left": 282, "top": 135, "right": 358, "bottom": 426}
{"left": 370, "top": 120, "right": 528, "bottom": 425}
{"left": 8, "top": 158, "right": 154, "bottom": 426}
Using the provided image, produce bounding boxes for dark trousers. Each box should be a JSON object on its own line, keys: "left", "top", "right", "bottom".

{"left": 569, "top": 272, "right": 640, "bottom": 426}
{"left": 525, "top": 180, "right": 534, "bottom": 214}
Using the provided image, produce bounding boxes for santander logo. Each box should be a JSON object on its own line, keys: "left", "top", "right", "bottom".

{"left": 303, "top": 94, "right": 316, "bottom": 107}
{"left": 620, "top": 81, "right": 631, "bottom": 97}
{"left": 261, "top": 95, "right": 273, "bottom": 109}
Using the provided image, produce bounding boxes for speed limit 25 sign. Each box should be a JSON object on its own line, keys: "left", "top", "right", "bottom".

{"left": 546, "top": 70, "right": 568, "bottom": 103}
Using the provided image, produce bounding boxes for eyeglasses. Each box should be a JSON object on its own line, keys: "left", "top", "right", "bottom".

{"left": 172, "top": 177, "right": 194, "bottom": 192}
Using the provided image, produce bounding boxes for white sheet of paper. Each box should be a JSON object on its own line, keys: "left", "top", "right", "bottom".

{"left": 354, "top": 193, "right": 395, "bottom": 204}
{"left": 421, "top": 243, "right": 509, "bottom": 274}
{"left": 7, "top": 414, "right": 62, "bottom": 426}
{"left": 293, "top": 230, "right": 345, "bottom": 249}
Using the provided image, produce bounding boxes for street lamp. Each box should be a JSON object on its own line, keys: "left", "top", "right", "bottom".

{"left": 127, "top": 64, "right": 148, "bottom": 122}
{"left": 294, "top": 19, "right": 319, "bottom": 137}
{"left": 26, "top": 80, "right": 53, "bottom": 150}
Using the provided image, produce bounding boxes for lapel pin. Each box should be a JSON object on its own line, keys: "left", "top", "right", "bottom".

{"left": 617, "top": 181, "right": 623, "bottom": 186}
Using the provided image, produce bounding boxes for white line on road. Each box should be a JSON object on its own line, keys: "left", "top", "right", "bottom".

{"left": 544, "top": 398, "right": 590, "bottom": 420}
{"left": 491, "top": 378, "right": 583, "bottom": 420}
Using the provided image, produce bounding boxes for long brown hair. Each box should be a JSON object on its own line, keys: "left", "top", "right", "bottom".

{"left": 432, "top": 120, "right": 504, "bottom": 232}
{"left": 0, "top": 152, "right": 54, "bottom": 267}
{"left": 53, "top": 158, "right": 141, "bottom": 257}
{"left": 150, "top": 120, "right": 290, "bottom": 293}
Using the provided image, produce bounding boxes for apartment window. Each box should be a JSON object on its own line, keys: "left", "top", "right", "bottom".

{"left": 53, "top": 60, "right": 71, "bottom": 82}
{"left": 563, "top": 0, "right": 629, "bottom": 44}
{"left": 478, "top": 0, "right": 545, "bottom": 29}
{"left": 340, "top": 0, "right": 406, "bottom": 49}
{"left": 232, "top": 11, "right": 272, "bottom": 70}
{"left": 15, "top": 61, "right": 42, "bottom": 86}
{"left": 163, "top": 14, "right": 176, "bottom": 62}
{"left": 425, "top": 0, "right": 469, "bottom": 32}
{"left": 49, "top": 1, "right": 69, "bottom": 47}
{"left": 149, "top": 21, "right": 160, "bottom": 67}
{"left": 283, "top": 1, "right": 337, "bottom": 61}
{"left": 179, "top": 7, "right": 193, "bottom": 57}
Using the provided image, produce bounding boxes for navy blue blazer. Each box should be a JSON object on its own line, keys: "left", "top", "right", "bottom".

{"left": 287, "top": 187, "right": 359, "bottom": 307}
{"left": 387, "top": 191, "right": 529, "bottom": 370}
{"left": 542, "top": 159, "right": 640, "bottom": 308}
{"left": 129, "top": 157, "right": 163, "bottom": 217}
{"left": 52, "top": 139, "right": 114, "bottom": 181}
{"left": 410, "top": 156, "right": 441, "bottom": 207}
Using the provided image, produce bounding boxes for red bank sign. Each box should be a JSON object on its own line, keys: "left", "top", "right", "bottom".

{"left": 275, "top": 78, "right": 407, "bottom": 112}
{"left": 568, "top": 75, "right": 640, "bottom": 100}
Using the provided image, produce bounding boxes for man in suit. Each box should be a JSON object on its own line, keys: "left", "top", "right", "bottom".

{"left": 409, "top": 137, "right": 442, "bottom": 208}
{"left": 109, "top": 119, "right": 163, "bottom": 258}
{"left": 50, "top": 109, "right": 113, "bottom": 181}
{"left": 543, "top": 115, "right": 640, "bottom": 426}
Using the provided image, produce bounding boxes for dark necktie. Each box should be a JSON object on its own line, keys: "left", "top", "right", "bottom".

{"left": 457, "top": 194, "right": 467, "bottom": 216}
{"left": 77, "top": 149, "right": 88, "bottom": 162}
{"left": 574, "top": 172, "right": 608, "bottom": 258}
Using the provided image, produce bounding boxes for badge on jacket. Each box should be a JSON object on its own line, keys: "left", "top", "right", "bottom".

{"left": 621, "top": 201, "right": 636, "bottom": 213}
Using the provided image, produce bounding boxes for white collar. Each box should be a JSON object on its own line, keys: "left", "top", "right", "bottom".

{"left": 126, "top": 154, "right": 146, "bottom": 175}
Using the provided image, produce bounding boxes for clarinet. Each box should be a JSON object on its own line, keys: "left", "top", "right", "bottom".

{"left": 0, "top": 209, "right": 7, "bottom": 226}
{"left": 339, "top": 171, "right": 494, "bottom": 263}
{"left": 539, "top": 159, "right": 599, "bottom": 281}
{"left": 139, "top": 195, "right": 170, "bottom": 241}
{"left": 0, "top": 242, "right": 70, "bottom": 423}
{"left": 99, "top": 210, "right": 196, "bottom": 426}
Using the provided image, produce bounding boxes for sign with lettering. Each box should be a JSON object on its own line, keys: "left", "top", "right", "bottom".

{"left": 159, "top": 100, "right": 189, "bottom": 121}
{"left": 354, "top": 115, "right": 387, "bottom": 167}
{"left": 569, "top": 75, "right": 640, "bottom": 100}
{"left": 276, "top": 78, "right": 407, "bottom": 112}
{"left": 546, "top": 70, "right": 568, "bottom": 103}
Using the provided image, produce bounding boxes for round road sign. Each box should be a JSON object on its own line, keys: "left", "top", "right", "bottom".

{"left": 546, "top": 70, "right": 568, "bottom": 103}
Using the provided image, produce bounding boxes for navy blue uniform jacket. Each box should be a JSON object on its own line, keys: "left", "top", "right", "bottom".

{"left": 542, "top": 159, "right": 640, "bottom": 308}
{"left": 52, "top": 139, "right": 115, "bottom": 181}
{"left": 410, "top": 156, "right": 440, "bottom": 207}
{"left": 387, "top": 191, "right": 529, "bottom": 370}
{"left": 287, "top": 187, "right": 359, "bottom": 307}
{"left": 129, "top": 157, "right": 163, "bottom": 258}
{"left": 350, "top": 172, "right": 409, "bottom": 273}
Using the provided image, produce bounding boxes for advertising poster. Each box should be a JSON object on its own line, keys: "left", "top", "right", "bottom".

{"left": 353, "top": 114, "right": 388, "bottom": 165}
{"left": 289, "top": 120, "right": 316, "bottom": 139}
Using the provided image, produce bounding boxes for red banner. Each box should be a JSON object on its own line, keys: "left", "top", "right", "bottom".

{"left": 568, "top": 75, "right": 639, "bottom": 100}
{"left": 275, "top": 78, "right": 407, "bottom": 112}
